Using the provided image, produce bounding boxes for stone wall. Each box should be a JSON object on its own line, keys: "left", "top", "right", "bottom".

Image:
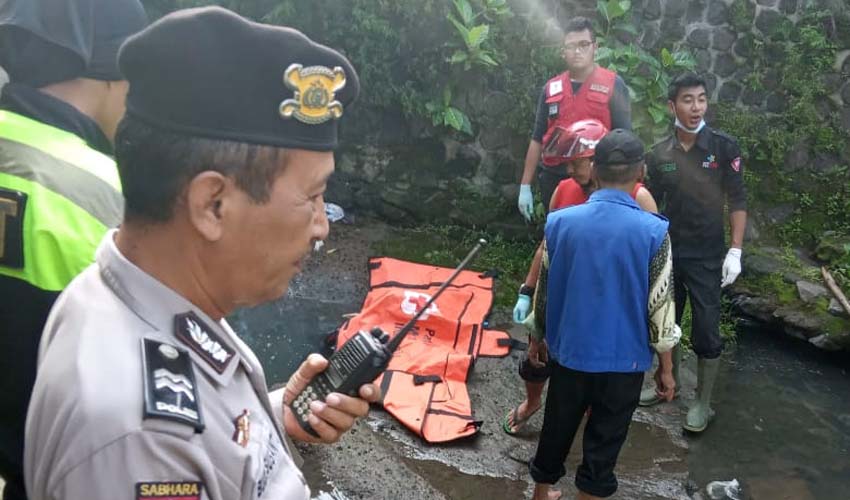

{"left": 631, "top": 0, "right": 850, "bottom": 126}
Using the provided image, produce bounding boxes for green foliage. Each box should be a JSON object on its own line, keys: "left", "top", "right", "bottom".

{"left": 713, "top": 7, "right": 850, "bottom": 248}
{"left": 427, "top": 0, "right": 513, "bottom": 134}
{"left": 447, "top": 0, "right": 509, "bottom": 70}
{"left": 425, "top": 87, "right": 473, "bottom": 135}
{"left": 374, "top": 224, "right": 537, "bottom": 309}
{"left": 593, "top": 1, "right": 696, "bottom": 144}
{"left": 141, "top": 0, "right": 688, "bottom": 144}
{"left": 675, "top": 298, "right": 739, "bottom": 352}
{"left": 729, "top": 0, "right": 756, "bottom": 33}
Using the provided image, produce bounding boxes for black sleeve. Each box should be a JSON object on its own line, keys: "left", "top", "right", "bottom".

{"left": 644, "top": 148, "right": 664, "bottom": 202}
{"left": 722, "top": 139, "right": 747, "bottom": 212}
{"left": 609, "top": 75, "right": 632, "bottom": 130}
{"left": 531, "top": 85, "right": 548, "bottom": 142}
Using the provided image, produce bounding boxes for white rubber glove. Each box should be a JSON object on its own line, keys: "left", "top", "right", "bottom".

{"left": 518, "top": 184, "right": 534, "bottom": 222}
{"left": 721, "top": 248, "right": 742, "bottom": 288}
{"left": 513, "top": 294, "right": 531, "bottom": 323}
{"left": 521, "top": 311, "right": 542, "bottom": 340}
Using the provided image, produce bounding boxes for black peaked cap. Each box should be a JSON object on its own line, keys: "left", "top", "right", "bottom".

{"left": 593, "top": 129, "right": 645, "bottom": 166}
{"left": 118, "top": 6, "right": 359, "bottom": 151}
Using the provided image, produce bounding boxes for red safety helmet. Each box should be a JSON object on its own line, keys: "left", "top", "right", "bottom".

{"left": 541, "top": 119, "right": 609, "bottom": 166}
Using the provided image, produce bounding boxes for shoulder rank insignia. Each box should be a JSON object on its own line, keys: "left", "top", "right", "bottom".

{"left": 141, "top": 339, "right": 204, "bottom": 432}
{"left": 279, "top": 63, "right": 346, "bottom": 124}
{"left": 174, "top": 311, "right": 235, "bottom": 374}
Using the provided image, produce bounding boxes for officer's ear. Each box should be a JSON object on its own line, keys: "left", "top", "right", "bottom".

{"left": 185, "top": 171, "right": 229, "bottom": 241}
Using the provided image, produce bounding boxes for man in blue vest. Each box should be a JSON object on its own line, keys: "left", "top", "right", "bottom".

{"left": 527, "top": 129, "right": 681, "bottom": 500}
{"left": 0, "top": 1, "right": 147, "bottom": 498}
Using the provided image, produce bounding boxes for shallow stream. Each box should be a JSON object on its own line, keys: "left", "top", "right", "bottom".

{"left": 685, "top": 325, "right": 850, "bottom": 499}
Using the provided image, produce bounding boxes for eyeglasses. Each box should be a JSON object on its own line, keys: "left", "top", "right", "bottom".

{"left": 563, "top": 41, "right": 594, "bottom": 54}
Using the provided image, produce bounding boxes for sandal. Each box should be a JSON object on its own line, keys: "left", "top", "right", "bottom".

{"left": 501, "top": 401, "right": 541, "bottom": 435}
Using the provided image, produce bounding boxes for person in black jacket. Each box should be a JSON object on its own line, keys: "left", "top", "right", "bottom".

{"left": 642, "top": 73, "right": 748, "bottom": 433}
{"left": 0, "top": 2, "right": 147, "bottom": 498}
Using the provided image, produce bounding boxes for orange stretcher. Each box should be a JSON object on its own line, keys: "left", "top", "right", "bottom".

{"left": 333, "top": 257, "right": 514, "bottom": 442}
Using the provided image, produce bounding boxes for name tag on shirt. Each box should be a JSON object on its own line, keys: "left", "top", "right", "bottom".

{"left": 589, "top": 83, "right": 610, "bottom": 94}
{"left": 548, "top": 79, "right": 563, "bottom": 96}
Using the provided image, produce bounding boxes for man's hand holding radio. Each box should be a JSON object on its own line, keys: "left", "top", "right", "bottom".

{"left": 279, "top": 354, "right": 381, "bottom": 443}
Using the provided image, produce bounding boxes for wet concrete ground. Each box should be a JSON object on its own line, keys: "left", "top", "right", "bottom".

{"left": 4, "top": 217, "right": 846, "bottom": 498}
{"left": 231, "top": 218, "right": 693, "bottom": 500}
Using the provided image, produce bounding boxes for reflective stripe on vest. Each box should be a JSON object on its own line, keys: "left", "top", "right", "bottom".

{"left": 0, "top": 111, "right": 122, "bottom": 291}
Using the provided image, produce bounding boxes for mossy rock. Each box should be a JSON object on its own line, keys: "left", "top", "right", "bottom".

{"left": 815, "top": 231, "right": 850, "bottom": 263}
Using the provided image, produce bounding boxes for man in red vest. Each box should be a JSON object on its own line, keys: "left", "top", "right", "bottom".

{"left": 517, "top": 17, "right": 632, "bottom": 222}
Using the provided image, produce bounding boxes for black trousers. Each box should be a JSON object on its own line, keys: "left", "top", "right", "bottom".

{"left": 0, "top": 278, "right": 57, "bottom": 500}
{"left": 673, "top": 257, "right": 723, "bottom": 359}
{"left": 537, "top": 164, "right": 568, "bottom": 215}
{"left": 529, "top": 363, "right": 643, "bottom": 498}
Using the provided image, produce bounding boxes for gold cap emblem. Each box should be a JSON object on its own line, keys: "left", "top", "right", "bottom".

{"left": 279, "top": 64, "right": 347, "bottom": 124}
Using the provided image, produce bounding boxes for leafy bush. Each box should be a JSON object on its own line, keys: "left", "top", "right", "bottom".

{"left": 141, "top": 0, "right": 692, "bottom": 145}
{"left": 713, "top": 6, "right": 850, "bottom": 246}
{"left": 594, "top": 0, "right": 696, "bottom": 143}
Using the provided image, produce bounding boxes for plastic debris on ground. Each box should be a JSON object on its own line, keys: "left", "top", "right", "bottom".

{"left": 706, "top": 479, "right": 740, "bottom": 500}
{"left": 325, "top": 202, "right": 345, "bottom": 223}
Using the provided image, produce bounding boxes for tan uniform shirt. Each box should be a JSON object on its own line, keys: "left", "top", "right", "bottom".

{"left": 25, "top": 231, "right": 309, "bottom": 500}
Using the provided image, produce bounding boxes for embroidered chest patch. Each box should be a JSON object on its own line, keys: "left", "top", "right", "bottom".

{"left": 731, "top": 156, "right": 742, "bottom": 172}
{"left": 659, "top": 162, "right": 677, "bottom": 173}
{"left": 174, "top": 311, "right": 235, "bottom": 373}
{"left": 589, "top": 82, "right": 610, "bottom": 94}
{"left": 702, "top": 154, "right": 718, "bottom": 169}
{"left": 136, "top": 481, "right": 203, "bottom": 500}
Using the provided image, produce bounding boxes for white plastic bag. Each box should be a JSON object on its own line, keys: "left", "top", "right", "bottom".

{"left": 324, "top": 202, "right": 345, "bottom": 222}
{"left": 706, "top": 479, "right": 740, "bottom": 500}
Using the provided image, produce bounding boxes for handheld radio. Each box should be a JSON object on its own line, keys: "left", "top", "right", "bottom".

{"left": 289, "top": 239, "right": 487, "bottom": 437}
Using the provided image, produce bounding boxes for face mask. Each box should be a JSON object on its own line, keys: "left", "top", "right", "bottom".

{"left": 674, "top": 116, "right": 706, "bottom": 134}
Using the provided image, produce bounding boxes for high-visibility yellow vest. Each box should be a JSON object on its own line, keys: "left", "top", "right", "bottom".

{"left": 0, "top": 110, "right": 123, "bottom": 291}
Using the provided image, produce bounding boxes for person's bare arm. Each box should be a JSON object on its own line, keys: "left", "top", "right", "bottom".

{"left": 520, "top": 140, "right": 542, "bottom": 185}
{"left": 635, "top": 186, "right": 658, "bottom": 213}
{"left": 729, "top": 210, "right": 746, "bottom": 249}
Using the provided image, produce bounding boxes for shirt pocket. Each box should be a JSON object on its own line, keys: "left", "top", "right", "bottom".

{"left": 585, "top": 88, "right": 610, "bottom": 103}
{"left": 241, "top": 413, "right": 308, "bottom": 500}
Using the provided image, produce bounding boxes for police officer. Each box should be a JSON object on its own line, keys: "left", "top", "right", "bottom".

{"left": 642, "top": 73, "right": 747, "bottom": 433}
{"left": 25, "top": 7, "right": 378, "bottom": 499}
{"left": 0, "top": 1, "right": 147, "bottom": 498}
{"left": 517, "top": 16, "right": 632, "bottom": 222}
